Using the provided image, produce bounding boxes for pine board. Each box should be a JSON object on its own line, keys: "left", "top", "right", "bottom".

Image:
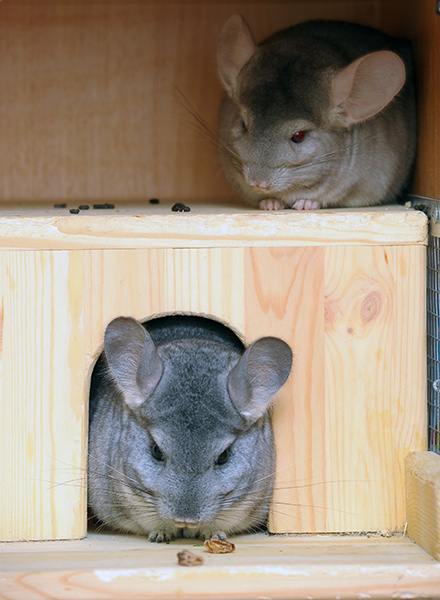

{"left": 1, "top": 532, "right": 440, "bottom": 600}
{"left": 0, "top": 204, "right": 427, "bottom": 249}
{"left": 0, "top": 242, "right": 427, "bottom": 540}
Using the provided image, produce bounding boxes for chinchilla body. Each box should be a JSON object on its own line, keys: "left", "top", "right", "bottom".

{"left": 217, "top": 17, "right": 416, "bottom": 210}
{"left": 88, "top": 315, "right": 292, "bottom": 542}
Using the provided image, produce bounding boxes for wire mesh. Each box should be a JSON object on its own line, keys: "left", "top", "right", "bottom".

{"left": 427, "top": 233, "right": 440, "bottom": 454}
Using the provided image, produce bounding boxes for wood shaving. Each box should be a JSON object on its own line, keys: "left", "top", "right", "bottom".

{"left": 203, "top": 538, "right": 236, "bottom": 553}
{"left": 177, "top": 549, "right": 204, "bottom": 566}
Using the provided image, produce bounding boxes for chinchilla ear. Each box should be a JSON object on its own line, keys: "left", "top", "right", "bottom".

{"left": 217, "top": 14, "right": 257, "bottom": 97}
{"left": 227, "top": 337, "right": 292, "bottom": 423}
{"left": 330, "top": 50, "right": 406, "bottom": 124}
{"left": 104, "top": 317, "right": 164, "bottom": 409}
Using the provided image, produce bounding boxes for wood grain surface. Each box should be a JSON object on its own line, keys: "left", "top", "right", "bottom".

{"left": 1, "top": 531, "right": 440, "bottom": 600}
{"left": 0, "top": 1, "right": 385, "bottom": 204}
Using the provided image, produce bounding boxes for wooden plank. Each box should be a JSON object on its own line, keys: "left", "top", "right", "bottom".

{"left": 85, "top": 248, "right": 246, "bottom": 362}
{"left": 0, "top": 251, "right": 87, "bottom": 541}
{"left": 243, "top": 247, "right": 327, "bottom": 533}
{"left": 0, "top": 242, "right": 427, "bottom": 541}
{"left": 1, "top": 531, "right": 440, "bottom": 600}
{"left": 406, "top": 451, "right": 440, "bottom": 561}
{"left": 255, "top": 245, "right": 426, "bottom": 533}
{"left": 0, "top": 2, "right": 383, "bottom": 204}
{"left": 322, "top": 245, "right": 427, "bottom": 532}
{"left": 0, "top": 206, "right": 427, "bottom": 249}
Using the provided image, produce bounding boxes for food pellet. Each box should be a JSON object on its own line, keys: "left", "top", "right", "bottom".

{"left": 177, "top": 550, "right": 204, "bottom": 566}
{"left": 203, "top": 538, "right": 235, "bottom": 554}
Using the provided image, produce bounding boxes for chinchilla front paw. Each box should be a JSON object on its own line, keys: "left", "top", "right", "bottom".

{"left": 149, "top": 530, "right": 175, "bottom": 543}
{"left": 259, "top": 198, "right": 285, "bottom": 211}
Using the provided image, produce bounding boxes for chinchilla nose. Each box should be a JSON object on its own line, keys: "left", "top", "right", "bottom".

{"left": 247, "top": 177, "right": 268, "bottom": 190}
{"left": 243, "top": 165, "right": 268, "bottom": 190}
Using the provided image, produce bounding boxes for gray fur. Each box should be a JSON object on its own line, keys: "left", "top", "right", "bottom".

{"left": 217, "top": 16, "right": 417, "bottom": 210}
{"left": 88, "top": 315, "right": 292, "bottom": 542}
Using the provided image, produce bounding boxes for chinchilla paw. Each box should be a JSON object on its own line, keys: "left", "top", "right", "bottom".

{"left": 149, "top": 530, "right": 174, "bottom": 543}
{"left": 292, "top": 198, "right": 320, "bottom": 210}
{"left": 259, "top": 198, "right": 285, "bottom": 211}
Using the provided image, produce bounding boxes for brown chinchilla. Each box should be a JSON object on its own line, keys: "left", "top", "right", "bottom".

{"left": 217, "top": 16, "right": 416, "bottom": 210}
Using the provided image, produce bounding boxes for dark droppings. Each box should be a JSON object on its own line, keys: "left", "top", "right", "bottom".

{"left": 171, "top": 202, "right": 191, "bottom": 212}
{"left": 69, "top": 208, "right": 80, "bottom": 214}
{"left": 79, "top": 205, "right": 90, "bottom": 210}
{"left": 149, "top": 198, "right": 160, "bottom": 204}
{"left": 93, "top": 203, "right": 115, "bottom": 209}
{"left": 54, "top": 203, "right": 67, "bottom": 208}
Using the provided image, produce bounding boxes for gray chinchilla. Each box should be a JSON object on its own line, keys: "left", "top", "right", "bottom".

{"left": 88, "top": 314, "right": 292, "bottom": 542}
{"left": 217, "top": 16, "right": 416, "bottom": 210}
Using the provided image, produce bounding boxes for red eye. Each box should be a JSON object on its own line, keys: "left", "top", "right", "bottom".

{"left": 292, "top": 130, "right": 306, "bottom": 143}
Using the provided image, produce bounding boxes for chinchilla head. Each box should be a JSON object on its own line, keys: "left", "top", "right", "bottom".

{"left": 217, "top": 15, "right": 416, "bottom": 209}
{"left": 88, "top": 316, "right": 292, "bottom": 542}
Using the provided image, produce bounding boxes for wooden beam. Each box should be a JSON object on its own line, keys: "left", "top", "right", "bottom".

{"left": 0, "top": 205, "right": 428, "bottom": 250}
{"left": 406, "top": 450, "right": 440, "bottom": 560}
{"left": 2, "top": 532, "right": 440, "bottom": 599}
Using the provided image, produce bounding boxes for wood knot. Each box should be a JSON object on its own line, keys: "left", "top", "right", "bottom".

{"left": 360, "top": 291, "right": 382, "bottom": 323}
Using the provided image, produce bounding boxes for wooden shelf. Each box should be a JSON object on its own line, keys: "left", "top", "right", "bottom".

{"left": 1, "top": 531, "right": 440, "bottom": 599}
{"left": 0, "top": 204, "right": 427, "bottom": 249}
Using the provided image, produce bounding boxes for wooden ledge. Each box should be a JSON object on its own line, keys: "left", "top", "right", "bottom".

{"left": 0, "top": 204, "right": 427, "bottom": 250}
{"left": 1, "top": 531, "right": 440, "bottom": 599}
{"left": 406, "top": 451, "right": 440, "bottom": 561}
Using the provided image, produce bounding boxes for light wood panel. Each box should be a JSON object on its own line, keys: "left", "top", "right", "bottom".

{"left": 0, "top": 205, "right": 427, "bottom": 249}
{"left": 2, "top": 531, "right": 440, "bottom": 600}
{"left": 84, "top": 248, "right": 246, "bottom": 364}
{"left": 0, "top": 251, "right": 87, "bottom": 541}
{"left": 0, "top": 241, "right": 427, "bottom": 540}
{"left": 406, "top": 451, "right": 440, "bottom": 561}
{"left": 244, "top": 247, "right": 327, "bottom": 533}
{"left": 322, "top": 245, "right": 426, "bottom": 532}
{"left": 0, "top": 1, "right": 383, "bottom": 203}
{"left": 260, "top": 245, "right": 427, "bottom": 533}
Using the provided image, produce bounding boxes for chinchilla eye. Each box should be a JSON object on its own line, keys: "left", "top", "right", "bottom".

{"left": 216, "top": 447, "right": 230, "bottom": 465}
{"left": 151, "top": 443, "right": 165, "bottom": 462}
{"left": 291, "top": 130, "right": 306, "bottom": 143}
